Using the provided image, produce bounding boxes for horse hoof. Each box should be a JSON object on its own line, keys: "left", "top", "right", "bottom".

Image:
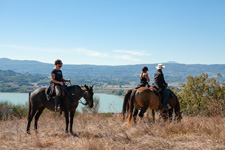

{"left": 27, "top": 131, "right": 31, "bottom": 134}
{"left": 70, "top": 131, "right": 78, "bottom": 137}
{"left": 65, "top": 130, "right": 69, "bottom": 133}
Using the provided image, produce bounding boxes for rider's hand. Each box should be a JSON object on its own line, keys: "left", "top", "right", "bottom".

{"left": 60, "top": 82, "right": 64, "bottom": 86}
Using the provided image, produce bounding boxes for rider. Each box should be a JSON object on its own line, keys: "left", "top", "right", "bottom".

{"left": 136, "top": 66, "right": 150, "bottom": 88}
{"left": 154, "top": 64, "right": 170, "bottom": 110}
{"left": 51, "top": 59, "right": 70, "bottom": 112}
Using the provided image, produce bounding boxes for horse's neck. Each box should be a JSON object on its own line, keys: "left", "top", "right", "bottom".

{"left": 66, "top": 85, "right": 83, "bottom": 100}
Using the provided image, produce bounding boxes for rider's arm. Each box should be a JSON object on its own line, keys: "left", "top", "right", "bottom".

{"left": 51, "top": 73, "right": 64, "bottom": 86}
{"left": 145, "top": 73, "right": 150, "bottom": 82}
{"left": 140, "top": 73, "right": 143, "bottom": 79}
{"left": 162, "top": 73, "right": 168, "bottom": 86}
{"left": 63, "top": 78, "right": 70, "bottom": 82}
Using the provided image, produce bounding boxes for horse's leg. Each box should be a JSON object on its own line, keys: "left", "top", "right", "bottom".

{"left": 168, "top": 109, "right": 173, "bottom": 122}
{"left": 69, "top": 110, "right": 75, "bottom": 133}
{"left": 64, "top": 111, "right": 69, "bottom": 133}
{"left": 133, "top": 108, "right": 138, "bottom": 124}
{"left": 138, "top": 106, "right": 148, "bottom": 119}
{"left": 26, "top": 108, "right": 38, "bottom": 133}
{"left": 34, "top": 107, "right": 45, "bottom": 131}
{"left": 162, "top": 109, "right": 168, "bottom": 122}
{"left": 152, "top": 110, "right": 155, "bottom": 123}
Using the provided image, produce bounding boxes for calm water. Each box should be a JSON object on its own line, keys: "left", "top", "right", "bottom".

{"left": 0, "top": 92, "right": 124, "bottom": 113}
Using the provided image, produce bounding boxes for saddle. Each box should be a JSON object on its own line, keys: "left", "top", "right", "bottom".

{"left": 151, "top": 85, "right": 161, "bottom": 98}
{"left": 151, "top": 84, "right": 177, "bottom": 103}
{"left": 45, "top": 83, "right": 55, "bottom": 100}
{"left": 45, "top": 82, "right": 66, "bottom": 101}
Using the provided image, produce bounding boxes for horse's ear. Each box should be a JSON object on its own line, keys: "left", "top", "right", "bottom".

{"left": 84, "top": 84, "right": 89, "bottom": 90}
{"left": 91, "top": 85, "right": 94, "bottom": 89}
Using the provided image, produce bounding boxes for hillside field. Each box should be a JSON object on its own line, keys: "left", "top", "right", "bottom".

{"left": 0, "top": 112, "right": 224, "bottom": 150}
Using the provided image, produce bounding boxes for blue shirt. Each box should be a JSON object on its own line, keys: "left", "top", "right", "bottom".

{"left": 51, "top": 69, "right": 63, "bottom": 81}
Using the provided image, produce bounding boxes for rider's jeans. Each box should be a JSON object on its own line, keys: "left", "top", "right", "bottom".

{"left": 162, "top": 89, "right": 169, "bottom": 108}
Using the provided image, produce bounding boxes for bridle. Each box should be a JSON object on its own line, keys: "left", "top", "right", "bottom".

{"left": 63, "top": 82, "right": 88, "bottom": 106}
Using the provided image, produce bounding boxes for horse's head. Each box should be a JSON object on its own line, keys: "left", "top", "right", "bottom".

{"left": 82, "top": 84, "right": 94, "bottom": 108}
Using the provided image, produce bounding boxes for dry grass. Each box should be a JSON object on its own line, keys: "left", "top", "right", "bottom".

{"left": 0, "top": 112, "right": 224, "bottom": 150}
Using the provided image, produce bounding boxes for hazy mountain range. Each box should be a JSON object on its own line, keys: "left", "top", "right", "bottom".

{"left": 1, "top": 58, "right": 225, "bottom": 83}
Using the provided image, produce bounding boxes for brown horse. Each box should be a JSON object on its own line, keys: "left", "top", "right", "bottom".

{"left": 122, "top": 87, "right": 182, "bottom": 123}
{"left": 122, "top": 88, "right": 160, "bottom": 122}
{"left": 128, "top": 87, "right": 161, "bottom": 124}
{"left": 26, "top": 84, "right": 94, "bottom": 134}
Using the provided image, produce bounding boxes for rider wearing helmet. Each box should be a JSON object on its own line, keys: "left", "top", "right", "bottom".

{"left": 51, "top": 59, "right": 70, "bottom": 112}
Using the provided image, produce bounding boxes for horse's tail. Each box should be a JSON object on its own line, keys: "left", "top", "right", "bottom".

{"left": 122, "top": 89, "right": 132, "bottom": 121}
{"left": 27, "top": 92, "right": 31, "bottom": 120}
{"left": 128, "top": 89, "right": 137, "bottom": 124}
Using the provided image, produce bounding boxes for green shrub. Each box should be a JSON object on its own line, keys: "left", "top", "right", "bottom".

{"left": 175, "top": 73, "right": 225, "bottom": 116}
{"left": 0, "top": 101, "right": 28, "bottom": 120}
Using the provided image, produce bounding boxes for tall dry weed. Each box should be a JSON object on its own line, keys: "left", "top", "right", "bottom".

{"left": 0, "top": 112, "right": 224, "bottom": 150}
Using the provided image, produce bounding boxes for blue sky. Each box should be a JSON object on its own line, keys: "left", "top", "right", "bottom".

{"left": 0, "top": 0, "right": 224, "bottom": 65}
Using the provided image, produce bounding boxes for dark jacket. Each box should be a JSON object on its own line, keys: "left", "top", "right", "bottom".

{"left": 154, "top": 69, "right": 167, "bottom": 91}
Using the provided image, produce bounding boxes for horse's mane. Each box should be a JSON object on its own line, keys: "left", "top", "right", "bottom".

{"left": 65, "top": 85, "right": 81, "bottom": 90}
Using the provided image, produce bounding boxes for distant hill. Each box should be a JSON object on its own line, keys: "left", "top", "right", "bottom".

{"left": 1, "top": 58, "right": 225, "bottom": 85}
{"left": 0, "top": 69, "right": 49, "bottom": 92}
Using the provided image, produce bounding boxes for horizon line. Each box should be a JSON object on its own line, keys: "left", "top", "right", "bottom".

{"left": 1, "top": 57, "right": 225, "bottom": 66}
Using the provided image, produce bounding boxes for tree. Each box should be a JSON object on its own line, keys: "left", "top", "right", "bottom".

{"left": 177, "top": 73, "right": 225, "bottom": 116}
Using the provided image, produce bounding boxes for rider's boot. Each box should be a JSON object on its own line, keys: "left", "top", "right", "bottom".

{"left": 54, "top": 96, "right": 61, "bottom": 112}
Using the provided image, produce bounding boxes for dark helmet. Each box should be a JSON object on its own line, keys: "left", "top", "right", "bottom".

{"left": 54, "top": 59, "right": 63, "bottom": 65}
{"left": 142, "top": 66, "right": 148, "bottom": 72}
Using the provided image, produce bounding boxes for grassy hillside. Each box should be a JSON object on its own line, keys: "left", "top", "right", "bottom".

{"left": 0, "top": 70, "right": 49, "bottom": 92}
{"left": 0, "top": 113, "right": 224, "bottom": 150}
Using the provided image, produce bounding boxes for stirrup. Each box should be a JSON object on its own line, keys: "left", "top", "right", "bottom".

{"left": 57, "top": 106, "right": 61, "bottom": 112}
{"left": 167, "top": 104, "right": 171, "bottom": 110}
{"left": 55, "top": 106, "right": 61, "bottom": 112}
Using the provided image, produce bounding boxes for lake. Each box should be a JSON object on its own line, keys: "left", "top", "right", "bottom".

{"left": 0, "top": 92, "right": 124, "bottom": 113}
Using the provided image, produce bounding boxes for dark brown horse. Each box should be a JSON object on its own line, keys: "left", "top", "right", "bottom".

{"left": 26, "top": 85, "right": 94, "bottom": 134}
{"left": 165, "top": 89, "right": 182, "bottom": 121}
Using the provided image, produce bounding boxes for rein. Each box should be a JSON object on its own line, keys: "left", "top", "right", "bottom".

{"left": 63, "top": 83, "right": 88, "bottom": 106}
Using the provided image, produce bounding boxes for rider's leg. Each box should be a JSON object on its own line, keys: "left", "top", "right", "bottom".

{"left": 162, "top": 89, "right": 169, "bottom": 108}
{"left": 55, "top": 85, "right": 62, "bottom": 112}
